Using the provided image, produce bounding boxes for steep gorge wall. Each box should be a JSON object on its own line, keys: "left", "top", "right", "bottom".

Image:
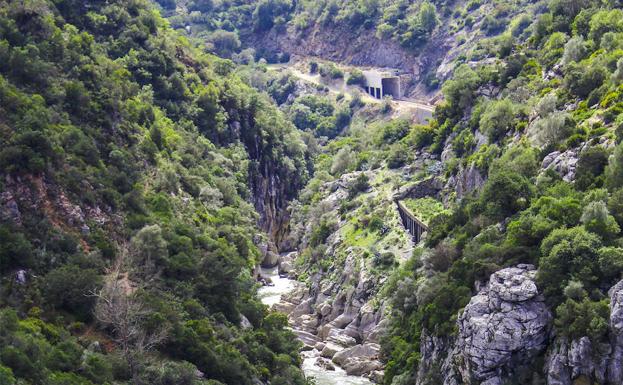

{"left": 245, "top": 24, "right": 453, "bottom": 98}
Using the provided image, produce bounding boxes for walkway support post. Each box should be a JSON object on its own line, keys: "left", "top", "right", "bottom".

{"left": 395, "top": 200, "right": 429, "bottom": 244}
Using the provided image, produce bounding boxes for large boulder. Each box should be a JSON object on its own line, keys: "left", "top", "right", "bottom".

{"left": 451, "top": 265, "right": 552, "bottom": 384}
{"left": 332, "top": 343, "right": 382, "bottom": 376}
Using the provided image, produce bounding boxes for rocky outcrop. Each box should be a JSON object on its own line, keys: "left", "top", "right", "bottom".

{"left": 445, "top": 162, "right": 486, "bottom": 200}
{"left": 416, "top": 331, "right": 453, "bottom": 385}
{"left": 445, "top": 265, "right": 552, "bottom": 385}
{"left": 393, "top": 176, "right": 443, "bottom": 201}
{"left": 0, "top": 174, "right": 115, "bottom": 234}
{"left": 541, "top": 149, "right": 579, "bottom": 182}
{"left": 544, "top": 278, "right": 623, "bottom": 385}
{"left": 411, "top": 272, "right": 623, "bottom": 385}
{"left": 333, "top": 343, "right": 383, "bottom": 376}
{"left": 256, "top": 236, "right": 280, "bottom": 267}
{"left": 545, "top": 337, "right": 612, "bottom": 385}
{"left": 609, "top": 279, "right": 623, "bottom": 384}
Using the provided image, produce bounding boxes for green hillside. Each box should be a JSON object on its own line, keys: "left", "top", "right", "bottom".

{"left": 0, "top": 1, "right": 309, "bottom": 384}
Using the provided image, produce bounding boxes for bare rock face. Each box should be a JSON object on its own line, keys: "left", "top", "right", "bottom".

{"left": 445, "top": 162, "right": 486, "bottom": 201}
{"left": 450, "top": 265, "right": 552, "bottom": 384}
{"left": 609, "top": 279, "right": 623, "bottom": 384}
{"left": 257, "top": 238, "right": 280, "bottom": 267}
{"left": 545, "top": 337, "right": 611, "bottom": 385}
{"left": 545, "top": 278, "right": 623, "bottom": 385}
{"left": 541, "top": 149, "right": 579, "bottom": 182}
{"left": 393, "top": 176, "right": 443, "bottom": 201}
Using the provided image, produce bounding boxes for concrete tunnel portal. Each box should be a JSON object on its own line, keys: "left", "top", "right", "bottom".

{"left": 362, "top": 70, "right": 401, "bottom": 100}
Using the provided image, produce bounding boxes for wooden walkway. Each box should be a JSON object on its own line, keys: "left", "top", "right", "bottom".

{"left": 395, "top": 200, "right": 428, "bottom": 244}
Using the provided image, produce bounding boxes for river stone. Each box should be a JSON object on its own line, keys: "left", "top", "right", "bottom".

{"left": 343, "top": 360, "right": 382, "bottom": 376}
{"left": 369, "top": 370, "right": 384, "bottom": 383}
{"left": 326, "top": 329, "right": 357, "bottom": 348}
{"left": 315, "top": 357, "right": 335, "bottom": 371}
{"left": 295, "top": 330, "right": 320, "bottom": 348}
{"left": 320, "top": 342, "right": 343, "bottom": 358}
{"left": 332, "top": 343, "right": 380, "bottom": 366}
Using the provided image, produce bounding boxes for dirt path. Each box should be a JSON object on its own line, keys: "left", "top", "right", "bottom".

{"left": 267, "top": 61, "right": 435, "bottom": 122}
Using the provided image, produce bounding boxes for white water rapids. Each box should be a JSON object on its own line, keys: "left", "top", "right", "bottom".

{"left": 257, "top": 267, "right": 372, "bottom": 385}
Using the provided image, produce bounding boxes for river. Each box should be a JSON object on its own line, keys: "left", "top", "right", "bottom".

{"left": 257, "top": 267, "right": 372, "bottom": 385}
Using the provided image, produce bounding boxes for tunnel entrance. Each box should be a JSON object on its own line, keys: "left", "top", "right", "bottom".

{"left": 362, "top": 70, "right": 401, "bottom": 100}
{"left": 382, "top": 77, "right": 401, "bottom": 99}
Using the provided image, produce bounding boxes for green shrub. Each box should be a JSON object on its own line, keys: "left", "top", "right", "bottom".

{"left": 575, "top": 146, "right": 609, "bottom": 190}
{"left": 480, "top": 169, "right": 535, "bottom": 219}
{"left": 555, "top": 298, "right": 610, "bottom": 342}
{"left": 537, "top": 227, "right": 602, "bottom": 306}
{"left": 480, "top": 99, "right": 516, "bottom": 142}
{"left": 580, "top": 200, "right": 620, "bottom": 240}
{"left": 348, "top": 173, "right": 370, "bottom": 198}
{"left": 346, "top": 69, "right": 365, "bottom": 85}
{"left": 42, "top": 265, "right": 102, "bottom": 321}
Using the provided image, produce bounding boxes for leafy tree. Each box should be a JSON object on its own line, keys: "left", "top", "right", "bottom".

{"left": 564, "top": 63, "right": 607, "bottom": 98}
{"left": 441, "top": 65, "right": 481, "bottom": 118}
{"left": 42, "top": 265, "right": 102, "bottom": 321}
{"left": 537, "top": 226, "right": 602, "bottom": 306}
{"left": 480, "top": 99, "right": 515, "bottom": 142}
{"left": 562, "top": 36, "right": 587, "bottom": 66}
{"left": 253, "top": 0, "right": 292, "bottom": 32}
{"left": 330, "top": 147, "right": 356, "bottom": 175}
{"left": 606, "top": 142, "right": 623, "bottom": 190}
{"left": 533, "top": 112, "right": 574, "bottom": 148}
{"left": 575, "top": 146, "right": 609, "bottom": 190}
{"left": 588, "top": 9, "right": 623, "bottom": 43}
{"left": 346, "top": 69, "right": 365, "bottom": 85}
{"left": 598, "top": 246, "right": 623, "bottom": 279}
{"left": 0, "top": 226, "right": 32, "bottom": 273}
{"left": 580, "top": 200, "right": 620, "bottom": 240}
{"left": 555, "top": 298, "right": 610, "bottom": 342}
{"left": 480, "top": 169, "right": 535, "bottom": 219}
{"left": 208, "top": 30, "right": 241, "bottom": 58}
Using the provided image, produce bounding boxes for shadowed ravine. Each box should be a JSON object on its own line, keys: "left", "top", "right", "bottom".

{"left": 258, "top": 268, "right": 373, "bottom": 385}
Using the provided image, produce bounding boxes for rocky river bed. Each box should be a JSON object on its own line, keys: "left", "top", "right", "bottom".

{"left": 258, "top": 267, "right": 373, "bottom": 385}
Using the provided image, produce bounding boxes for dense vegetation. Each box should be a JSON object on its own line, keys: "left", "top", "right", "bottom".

{"left": 5, "top": 0, "right": 623, "bottom": 384}
{"left": 159, "top": 0, "right": 537, "bottom": 64}
{"left": 0, "top": 0, "right": 310, "bottom": 384}
{"left": 381, "top": 0, "right": 623, "bottom": 383}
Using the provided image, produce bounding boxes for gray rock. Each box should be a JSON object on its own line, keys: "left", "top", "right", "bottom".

{"left": 332, "top": 343, "right": 380, "bottom": 366}
{"left": 447, "top": 162, "right": 485, "bottom": 200}
{"left": 240, "top": 315, "right": 253, "bottom": 330}
{"left": 541, "top": 148, "right": 580, "bottom": 182}
{"left": 545, "top": 337, "right": 610, "bottom": 385}
{"left": 393, "top": 177, "right": 443, "bottom": 201}
{"left": 609, "top": 279, "right": 623, "bottom": 383}
{"left": 315, "top": 357, "right": 335, "bottom": 371}
{"left": 544, "top": 278, "right": 623, "bottom": 385}
{"left": 320, "top": 342, "right": 343, "bottom": 358}
{"left": 331, "top": 343, "right": 383, "bottom": 376}
{"left": 451, "top": 265, "right": 552, "bottom": 384}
